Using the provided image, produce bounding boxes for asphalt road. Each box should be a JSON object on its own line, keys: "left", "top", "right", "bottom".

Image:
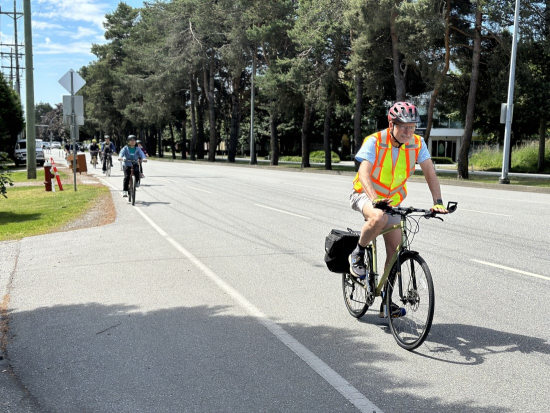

{"left": 3, "top": 152, "right": 550, "bottom": 413}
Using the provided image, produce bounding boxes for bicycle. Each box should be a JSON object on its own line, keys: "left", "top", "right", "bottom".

{"left": 330, "top": 202, "right": 457, "bottom": 350}
{"left": 123, "top": 159, "right": 145, "bottom": 206}
{"left": 90, "top": 151, "right": 99, "bottom": 169}
{"left": 103, "top": 151, "right": 113, "bottom": 177}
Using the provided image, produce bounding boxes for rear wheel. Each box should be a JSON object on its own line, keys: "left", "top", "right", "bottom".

{"left": 342, "top": 273, "right": 369, "bottom": 318}
{"left": 131, "top": 175, "right": 136, "bottom": 205}
{"left": 386, "top": 253, "right": 434, "bottom": 350}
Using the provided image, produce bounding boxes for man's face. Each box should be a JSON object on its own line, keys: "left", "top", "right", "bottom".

{"left": 129, "top": 140, "right": 136, "bottom": 147}
{"left": 390, "top": 121, "right": 416, "bottom": 145}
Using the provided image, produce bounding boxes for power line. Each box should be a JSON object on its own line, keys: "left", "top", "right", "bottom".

{"left": 0, "top": 1, "right": 24, "bottom": 94}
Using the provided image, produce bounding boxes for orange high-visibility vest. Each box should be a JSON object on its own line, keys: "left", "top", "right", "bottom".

{"left": 353, "top": 128, "right": 422, "bottom": 205}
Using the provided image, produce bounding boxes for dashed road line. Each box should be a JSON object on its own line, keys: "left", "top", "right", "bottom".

{"left": 254, "top": 204, "right": 311, "bottom": 219}
{"left": 185, "top": 186, "right": 212, "bottom": 193}
{"left": 459, "top": 209, "right": 510, "bottom": 217}
{"left": 471, "top": 259, "right": 550, "bottom": 281}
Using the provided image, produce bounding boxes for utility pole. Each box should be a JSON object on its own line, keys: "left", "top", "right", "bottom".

{"left": 23, "top": 0, "right": 36, "bottom": 179}
{"left": 249, "top": 44, "right": 257, "bottom": 165}
{"left": 500, "top": 0, "right": 521, "bottom": 184}
{"left": 13, "top": 0, "right": 21, "bottom": 95}
{"left": 0, "top": 3, "right": 23, "bottom": 95}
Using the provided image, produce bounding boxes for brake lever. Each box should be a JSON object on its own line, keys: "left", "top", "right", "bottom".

{"left": 424, "top": 213, "right": 444, "bottom": 221}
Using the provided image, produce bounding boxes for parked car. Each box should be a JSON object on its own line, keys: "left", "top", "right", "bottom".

{"left": 14, "top": 139, "right": 45, "bottom": 167}
{"left": 42, "top": 142, "right": 50, "bottom": 149}
{"left": 51, "top": 141, "right": 62, "bottom": 149}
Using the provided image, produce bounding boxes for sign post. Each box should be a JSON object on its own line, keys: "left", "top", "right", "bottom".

{"left": 59, "top": 69, "right": 86, "bottom": 191}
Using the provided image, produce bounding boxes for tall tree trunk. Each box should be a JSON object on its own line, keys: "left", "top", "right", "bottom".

{"left": 197, "top": 88, "right": 206, "bottom": 159}
{"left": 148, "top": 129, "right": 156, "bottom": 157}
{"left": 457, "top": 5, "right": 482, "bottom": 179}
{"left": 158, "top": 127, "right": 164, "bottom": 158}
{"left": 204, "top": 53, "right": 217, "bottom": 162}
{"left": 189, "top": 74, "right": 198, "bottom": 161}
{"left": 425, "top": 0, "right": 451, "bottom": 143}
{"left": 324, "top": 100, "right": 334, "bottom": 171}
{"left": 390, "top": 6, "right": 407, "bottom": 102}
{"left": 538, "top": 115, "right": 546, "bottom": 172}
{"left": 180, "top": 107, "right": 187, "bottom": 160}
{"left": 169, "top": 123, "right": 176, "bottom": 159}
{"left": 354, "top": 73, "right": 363, "bottom": 172}
{"left": 301, "top": 106, "right": 313, "bottom": 168}
{"left": 269, "top": 110, "right": 279, "bottom": 166}
{"left": 229, "top": 75, "right": 241, "bottom": 163}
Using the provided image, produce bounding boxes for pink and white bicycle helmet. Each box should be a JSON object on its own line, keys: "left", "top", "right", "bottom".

{"left": 388, "top": 102, "right": 421, "bottom": 123}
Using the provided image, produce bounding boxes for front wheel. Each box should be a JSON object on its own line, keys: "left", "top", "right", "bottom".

{"left": 342, "top": 273, "right": 369, "bottom": 318}
{"left": 131, "top": 175, "right": 136, "bottom": 205}
{"left": 386, "top": 253, "right": 434, "bottom": 351}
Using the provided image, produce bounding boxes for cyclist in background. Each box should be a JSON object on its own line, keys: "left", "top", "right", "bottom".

{"left": 101, "top": 135, "right": 117, "bottom": 174}
{"left": 89, "top": 139, "right": 100, "bottom": 165}
{"left": 137, "top": 140, "right": 147, "bottom": 178}
{"left": 118, "top": 135, "right": 147, "bottom": 197}
{"left": 349, "top": 102, "right": 448, "bottom": 317}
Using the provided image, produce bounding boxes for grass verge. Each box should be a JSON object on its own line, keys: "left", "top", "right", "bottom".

{"left": 0, "top": 185, "right": 110, "bottom": 241}
{"left": 8, "top": 168, "right": 69, "bottom": 183}
{"left": 412, "top": 171, "right": 550, "bottom": 188}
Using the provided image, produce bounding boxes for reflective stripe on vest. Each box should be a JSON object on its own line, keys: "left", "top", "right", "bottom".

{"left": 353, "top": 129, "right": 421, "bottom": 205}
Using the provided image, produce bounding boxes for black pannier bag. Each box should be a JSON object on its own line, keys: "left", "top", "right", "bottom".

{"left": 324, "top": 229, "right": 359, "bottom": 273}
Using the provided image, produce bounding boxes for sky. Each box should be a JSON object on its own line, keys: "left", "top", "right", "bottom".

{"left": 0, "top": 0, "right": 144, "bottom": 109}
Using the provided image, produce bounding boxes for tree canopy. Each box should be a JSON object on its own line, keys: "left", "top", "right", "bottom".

{"left": 76, "top": 0, "right": 549, "bottom": 174}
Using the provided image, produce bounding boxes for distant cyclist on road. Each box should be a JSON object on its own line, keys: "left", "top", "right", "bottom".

{"left": 349, "top": 102, "right": 448, "bottom": 317}
{"left": 118, "top": 135, "right": 147, "bottom": 197}
{"left": 101, "top": 135, "right": 117, "bottom": 174}
{"left": 89, "top": 139, "right": 100, "bottom": 165}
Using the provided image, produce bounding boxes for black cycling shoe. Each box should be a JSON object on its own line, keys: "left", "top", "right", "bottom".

{"left": 379, "top": 302, "right": 406, "bottom": 318}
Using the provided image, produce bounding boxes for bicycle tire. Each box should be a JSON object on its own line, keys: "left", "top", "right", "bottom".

{"left": 128, "top": 177, "right": 133, "bottom": 203}
{"left": 106, "top": 160, "right": 111, "bottom": 177}
{"left": 386, "top": 252, "right": 434, "bottom": 350}
{"left": 131, "top": 175, "right": 136, "bottom": 206}
{"left": 342, "top": 273, "right": 369, "bottom": 318}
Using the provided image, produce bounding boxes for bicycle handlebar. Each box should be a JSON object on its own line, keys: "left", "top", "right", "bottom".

{"left": 374, "top": 201, "right": 458, "bottom": 218}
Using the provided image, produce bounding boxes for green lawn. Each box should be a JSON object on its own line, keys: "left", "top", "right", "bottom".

{"left": 0, "top": 185, "right": 109, "bottom": 241}
{"left": 8, "top": 168, "right": 69, "bottom": 183}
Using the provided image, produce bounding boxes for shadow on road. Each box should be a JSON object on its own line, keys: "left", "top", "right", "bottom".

{"left": 4, "top": 303, "right": 521, "bottom": 413}
{"left": 415, "top": 323, "right": 550, "bottom": 365}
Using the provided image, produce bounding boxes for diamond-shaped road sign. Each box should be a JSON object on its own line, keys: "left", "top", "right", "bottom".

{"left": 58, "top": 69, "right": 86, "bottom": 94}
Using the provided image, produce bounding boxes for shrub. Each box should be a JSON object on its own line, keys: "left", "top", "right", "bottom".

{"left": 310, "top": 151, "right": 340, "bottom": 163}
{"left": 469, "top": 140, "right": 550, "bottom": 172}
{"left": 280, "top": 151, "right": 341, "bottom": 163}
{"left": 431, "top": 157, "right": 454, "bottom": 164}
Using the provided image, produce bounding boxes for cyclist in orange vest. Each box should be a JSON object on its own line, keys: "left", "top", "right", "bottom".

{"left": 349, "top": 102, "right": 448, "bottom": 316}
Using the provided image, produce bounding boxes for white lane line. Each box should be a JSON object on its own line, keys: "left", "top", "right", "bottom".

{"left": 459, "top": 208, "right": 510, "bottom": 217}
{"left": 151, "top": 177, "right": 178, "bottom": 184}
{"left": 133, "top": 207, "right": 381, "bottom": 413}
{"left": 254, "top": 204, "right": 311, "bottom": 220}
{"left": 285, "top": 182, "right": 332, "bottom": 191}
{"left": 185, "top": 186, "right": 212, "bottom": 194}
{"left": 471, "top": 259, "right": 550, "bottom": 282}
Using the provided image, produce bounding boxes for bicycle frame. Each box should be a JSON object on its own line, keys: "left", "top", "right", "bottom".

{"left": 346, "top": 216, "right": 409, "bottom": 299}
{"left": 369, "top": 219, "right": 408, "bottom": 297}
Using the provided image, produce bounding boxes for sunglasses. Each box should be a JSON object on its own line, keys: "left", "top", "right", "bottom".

{"left": 394, "top": 123, "right": 416, "bottom": 132}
